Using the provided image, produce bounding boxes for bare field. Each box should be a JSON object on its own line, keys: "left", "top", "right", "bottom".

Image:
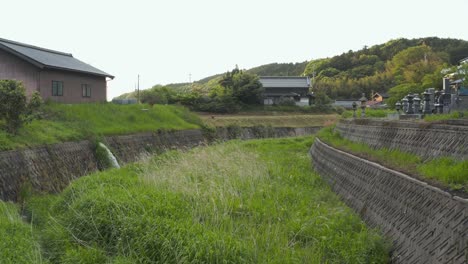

{"left": 199, "top": 113, "right": 339, "bottom": 127}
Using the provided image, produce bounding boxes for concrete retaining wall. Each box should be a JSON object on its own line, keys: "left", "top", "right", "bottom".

{"left": 0, "top": 141, "right": 97, "bottom": 201}
{"left": 0, "top": 126, "right": 319, "bottom": 201}
{"left": 336, "top": 119, "right": 468, "bottom": 160}
{"left": 310, "top": 139, "right": 468, "bottom": 264}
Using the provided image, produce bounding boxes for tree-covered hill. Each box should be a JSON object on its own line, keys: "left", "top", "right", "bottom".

{"left": 304, "top": 37, "right": 468, "bottom": 100}
{"left": 115, "top": 37, "right": 468, "bottom": 106}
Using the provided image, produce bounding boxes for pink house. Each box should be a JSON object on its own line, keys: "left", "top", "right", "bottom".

{"left": 0, "top": 38, "right": 114, "bottom": 103}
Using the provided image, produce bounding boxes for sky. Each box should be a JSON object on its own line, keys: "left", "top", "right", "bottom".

{"left": 2, "top": 0, "right": 468, "bottom": 100}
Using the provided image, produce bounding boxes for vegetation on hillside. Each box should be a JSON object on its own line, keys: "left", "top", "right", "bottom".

{"left": 117, "top": 37, "right": 468, "bottom": 111}
{"left": 304, "top": 37, "right": 468, "bottom": 106}
{"left": 118, "top": 67, "right": 265, "bottom": 114}
{"left": 0, "top": 103, "right": 202, "bottom": 151}
{"left": 317, "top": 127, "right": 468, "bottom": 193}
{"left": 13, "top": 137, "right": 389, "bottom": 263}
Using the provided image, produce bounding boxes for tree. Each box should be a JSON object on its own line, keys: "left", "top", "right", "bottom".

{"left": 0, "top": 80, "right": 28, "bottom": 134}
{"left": 219, "top": 67, "right": 264, "bottom": 105}
{"left": 0, "top": 80, "right": 43, "bottom": 134}
{"left": 454, "top": 63, "right": 468, "bottom": 87}
{"left": 386, "top": 83, "right": 423, "bottom": 108}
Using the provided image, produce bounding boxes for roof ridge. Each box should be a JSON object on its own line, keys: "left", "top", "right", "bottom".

{"left": 0, "top": 37, "right": 72, "bottom": 57}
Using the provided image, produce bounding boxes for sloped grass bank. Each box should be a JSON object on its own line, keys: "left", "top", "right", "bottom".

{"left": 0, "top": 103, "right": 202, "bottom": 151}
{"left": 15, "top": 137, "right": 389, "bottom": 263}
{"left": 317, "top": 127, "right": 468, "bottom": 193}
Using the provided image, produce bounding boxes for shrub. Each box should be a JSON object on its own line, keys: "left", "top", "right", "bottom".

{"left": 0, "top": 80, "right": 28, "bottom": 134}
{"left": 0, "top": 81, "right": 44, "bottom": 134}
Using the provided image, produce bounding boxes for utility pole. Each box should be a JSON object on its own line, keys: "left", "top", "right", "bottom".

{"left": 137, "top": 74, "right": 140, "bottom": 103}
{"left": 312, "top": 64, "right": 316, "bottom": 90}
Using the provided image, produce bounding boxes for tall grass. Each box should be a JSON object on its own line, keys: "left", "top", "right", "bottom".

{"left": 0, "top": 201, "right": 43, "bottom": 263}
{"left": 318, "top": 126, "right": 468, "bottom": 192}
{"left": 22, "top": 137, "right": 389, "bottom": 263}
{"left": 0, "top": 103, "right": 202, "bottom": 150}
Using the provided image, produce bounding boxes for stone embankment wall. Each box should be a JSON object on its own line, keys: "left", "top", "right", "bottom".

{"left": 336, "top": 119, "right": 468, "bottom": 160}
{"left": 310, "top": 139, "right": 467, "bottom": 264}
{"left": 0, "top": 141, "right": 97, "bottom": 202}
{"left": 0, "top": 126, "right": 320, "bottom": 201}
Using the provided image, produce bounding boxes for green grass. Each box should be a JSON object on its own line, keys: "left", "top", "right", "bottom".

{"left": 341, "top": 109, "right": 393, "bottom": 119}
{"left": 423, "top": 111, "right": 468, "bottom": 122}
{"left": 0, "top": 103, "right": 202, "bottom": 151}
{"left": 318, "top": 126, "right": 468, "bottom": 192}
{"left": 19, "top": 137, "right": 389, "bottom": 263}
{"left": 0, "top": 201, "right": 43, "bottom": 263}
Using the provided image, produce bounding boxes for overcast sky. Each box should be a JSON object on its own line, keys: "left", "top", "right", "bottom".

{"left": 2, "top": 0, "right": 468, "bottom": 99}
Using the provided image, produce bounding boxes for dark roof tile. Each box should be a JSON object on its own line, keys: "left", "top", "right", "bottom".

{"left": 0, "top": 38, "right": 113, "bottom": 79}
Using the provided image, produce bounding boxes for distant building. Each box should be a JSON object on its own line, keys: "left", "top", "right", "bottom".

{"left": 259, "top": 76, "right": 310, "bottom": 106}
{"left": 372, "top": 92, "right": 389, "bottom": 103}
{"left": 0, "top": 38, "right": 114, "bottom": 103}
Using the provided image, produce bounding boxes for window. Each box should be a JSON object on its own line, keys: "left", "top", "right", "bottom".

{"left": 52, "top": 81, "right": 63, "bottom": 96}
{"left": 82, "top": 84, "right": 91, "bottom": 97}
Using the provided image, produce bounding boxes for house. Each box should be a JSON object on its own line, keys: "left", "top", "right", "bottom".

{"left": 259, "top": 76, "right": 310, "bottom": 105}
{"left": 371, "top": 92, "right": 389, "bottom": 103}
{"left": 0, "top": 38, "right": 114, "bottom": 103}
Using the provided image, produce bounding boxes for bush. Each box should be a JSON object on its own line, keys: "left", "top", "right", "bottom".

{"left": 0, "top": 80, "right": 28, "bottom": 134}
{"left": 0, "top": 81, "right": 43, "bottom": 134}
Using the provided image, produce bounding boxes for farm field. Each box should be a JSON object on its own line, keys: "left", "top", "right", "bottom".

{"left": 200, "top": 113, "right": 339, "bottom": 128}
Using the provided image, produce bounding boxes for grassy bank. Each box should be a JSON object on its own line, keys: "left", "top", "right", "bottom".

{"left": 317, "top": 127, "right": 468, "bottom": 193}
{"left": 423, "top": 111, "right": 468, "bottom": 121}
{"left": 17, "top": 137, "right": 389, "bottom": 263}
{"left": 0, "top": 103, "right": 202, "bottom": 151}
{"left": 200, "top": 113, "right": 338, "bottom": 127}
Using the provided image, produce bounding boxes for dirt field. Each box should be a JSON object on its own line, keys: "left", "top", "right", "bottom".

{"left": 199, "top": 113, "right": 339, "bottom": 127}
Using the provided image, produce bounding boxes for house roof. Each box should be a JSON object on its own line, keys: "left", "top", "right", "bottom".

{"left": 259, "top": 76, "right": 310, "bottom": 88}
{"left": 0, "top": 38, "right": 114, "bottom": 79}
{"left": 373, "top": 92, "right": 389, "bottom": 98}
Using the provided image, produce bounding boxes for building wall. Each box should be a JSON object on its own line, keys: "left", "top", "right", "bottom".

{"left": 39, "top": 69, "right": 107, "bottom": 103}
{"left": 0, "top": 49, "right": 40, "bottom": 96}
{"left": 0, "top": 49, "right": 108, "bottom": 102}
{"left": 263, "top": 87, "right": 309, "bottom": 97}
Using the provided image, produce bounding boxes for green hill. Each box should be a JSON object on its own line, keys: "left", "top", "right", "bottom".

{"left": 304, "top": 37, "right": 468, "bottom": 100}
{"left": 115, "top": 37, "right": 468, "bottom": 104}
